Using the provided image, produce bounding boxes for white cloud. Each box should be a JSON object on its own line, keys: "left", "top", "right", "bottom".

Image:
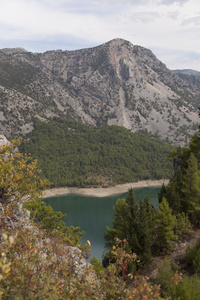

{"left": 182, "top": 16, "right": 200, "bottom": 26}
{"left": 0, "top": 0, "right": 199, "bottom": 70}
{"left": 126, "top": 11, "right": 161, "bottom": 23}
{"left": 158, "top": 0, "right": 189, "bottom": 5}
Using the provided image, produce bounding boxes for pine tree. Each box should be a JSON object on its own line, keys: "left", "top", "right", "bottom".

{"left": 125, "top": 188, "right": 140, "bottom": 255}
{"left": 105, "top": 189, "right": 156, "bottom": 264}
{"left": 190, "top": 131, "right": 200, "bottom": 162}
{"left": 104, "top": 197, "right": 129, "bottom": 249}
{"left": 181, "top": 153, "right": 200, "bottom": 226}
{"left": 155, "top": 197, "right": 176, "bottom": 252}
{"left": 137, "top": 195, "right": 156, "bottom": 263}
{"left": 166, "top": 168, "right": 183, "bottom": 214}
{"left": 158, "top": 183, "right": 167, "bottom": 204}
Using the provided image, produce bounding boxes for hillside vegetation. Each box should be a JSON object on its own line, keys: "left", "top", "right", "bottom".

{"left": 1, "top": 127, "right": 200, "bottom": 298}
{"left": 103, "top": 115, "right": 200, "bottom": 299}
{"left": 20, "top": 118, "right": 174, "bottom": 187}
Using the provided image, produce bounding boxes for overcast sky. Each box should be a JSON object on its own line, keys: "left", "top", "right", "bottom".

{"left": 0, "top": 0, "right": 200, "bottom": 71}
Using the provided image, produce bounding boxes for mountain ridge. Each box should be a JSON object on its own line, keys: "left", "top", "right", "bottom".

{"left": 173, "top": 69, "right": 200, "bottom": 77}
{"left": 0, "top": 38, "right": 199, "bottom": 145}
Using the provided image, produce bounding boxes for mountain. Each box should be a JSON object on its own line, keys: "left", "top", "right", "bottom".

{"left": 172, "top": 69, "right": 200, "bottom": 99}
{"left": 173, "top": 69, "right": 200, "bottom": 77}
{"left": 0, "top": 39, "right": 199, "bottom": 145}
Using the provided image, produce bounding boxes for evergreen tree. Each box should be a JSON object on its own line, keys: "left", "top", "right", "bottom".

{"left": 190, "top": 131, "right": 200, "bottom": 163}
{"left": 166, "top": 168, "right": 183, "bottom": 214}
{"left": 105, "top": 189, "right": 156, "bottom": 264}
{"left": 137, "top": 195, "right": 156, "bottom": 263}
{"left": 125, "top": 188, "right": 140, "bottom": 255}
{"left": 175, "top": 212, "right": 192, "bottom": 240}
{"left": 181, "top": 153, "right": 200, "bottom": 226}
{"left": 104, "top": 197, "right": 129, "bottom": 249}
{"left": 155, "top": 197, "right": 176, "bottom": 252}
{"left": 158, "top": 183, "right": 167, "bottom": 204}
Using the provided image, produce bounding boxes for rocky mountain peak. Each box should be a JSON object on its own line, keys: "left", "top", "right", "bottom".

{"left": 0, "top": 39, "right": 199, "bottom": 145}
{"left": 1, "top": 47, "right": 28, "bottom": 55}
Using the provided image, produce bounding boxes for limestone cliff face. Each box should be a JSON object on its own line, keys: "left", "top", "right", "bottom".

{"left": 0, "top": 39, "right": 199, "bottom": 145}
{"left": 0, "top": 135, "right": 9, "bottom": 146}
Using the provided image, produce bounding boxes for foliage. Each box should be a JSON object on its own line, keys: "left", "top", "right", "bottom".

{"left": 156, "top": 258, "right": 184, "bottom": 299}
{"left": 24, "top": 199, "right": 67, "bottom": 230}
{"left": 97, "top": 238, "right": 162, "bottom": 299}
{"left": 24, "top": 199, "right": 84, "bottom": 246}
{"left": 156, "top": 257, "right": 175, "bottom": 296}
{"left": 185, "top": 240, "right": 200, "bottom": 274}
{"left": 0, "top": 233, "right": 14, "bottom": 300}
{"left": 0, "top": 224, "right": 164, "bottom": 299}
{"left": 174, "top": 212, "right": 192, "bottom": 240}
{"left": 90, "top": 257, "right": 104, "bottom": 276}
{"left": 159, "top": 128, "right": 200, "bottom": 227}
{"left": 20, "top": 118, "right": 174, "bottom": 187}
{"left": 155, "top": 117, "right": 200, "bottom": 298}
{"left": 137, "top": 195, "right": 156, "bottom": 263}
{"left": 155, "top": 197, "right": 176, "bottom": 252}
{"left": 192, "top": 248, "right": 200, "bottom": 274}
{"left": 181, "top": 153, "right": 200, "bottom": 226}
{"left": 105, "top": 189, "right": 156, "bottom": 265}
{"left": 105, "top": 189, "right": 189, "bottom": 264}
{"left": 0, "top": 139, "right": 165, "bottom": 299}
{"left": 172, "top": 275, "right": 200, "bottom": 300}
{"left": 0, "top": 225, "right": 95, "bottom": 299}
{"left": 111, "top": 238, "right": 138, "bottom": 278}
{"left": 0, "top": 138, "right": 48, "bottom": 207}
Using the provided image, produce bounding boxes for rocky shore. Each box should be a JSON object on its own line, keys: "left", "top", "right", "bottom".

{"left": 42, "top": 179, "right": 169, "bottom": 198}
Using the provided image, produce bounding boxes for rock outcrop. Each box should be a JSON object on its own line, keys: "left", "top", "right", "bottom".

{"left": 0, "top": 135, "right": 9, "bottom": 146}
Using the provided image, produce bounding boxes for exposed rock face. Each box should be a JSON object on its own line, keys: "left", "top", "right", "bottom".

{"left": 0, "top": 203, "right": 94, "bottom": 281}
{"left": 0, "top": 39, "right": 199, "bottom": 145}
{"left": 173, "top": 69, "right": 200, "bottom": 77}
{"left": 0, "top": 135, "right": 9, "bottom": 146}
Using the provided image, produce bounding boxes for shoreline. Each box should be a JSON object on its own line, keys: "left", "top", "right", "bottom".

{"left": 42, "top": 179, "right": 169, "bottom": 198}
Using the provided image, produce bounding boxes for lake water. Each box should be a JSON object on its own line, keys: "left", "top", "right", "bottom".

{"left": 44, "top": 186, "right": 161, "bottom": 261}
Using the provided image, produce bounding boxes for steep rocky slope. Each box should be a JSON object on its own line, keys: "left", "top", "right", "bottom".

{"left": 173, "top": 69, "right": 200, "bottom": 77}
{"left": 0, "top": 39, "right": 199, "bottom": 145}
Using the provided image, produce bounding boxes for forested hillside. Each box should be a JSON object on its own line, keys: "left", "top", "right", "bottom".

{"left": 20, "top": 118, "right": 174, "bottom": 187}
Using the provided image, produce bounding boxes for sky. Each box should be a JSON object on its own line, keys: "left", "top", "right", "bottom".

{"left": 0, "top": 0, "right": 200, "bottom": 71}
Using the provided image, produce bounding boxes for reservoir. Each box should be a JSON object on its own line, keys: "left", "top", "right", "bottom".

{"left": 44, "top": 186, "right": 161, "bottom": 261}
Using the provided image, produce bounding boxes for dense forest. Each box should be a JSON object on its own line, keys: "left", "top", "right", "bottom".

{"left": 20, "top": 118, "right": 174, "bottom": 187}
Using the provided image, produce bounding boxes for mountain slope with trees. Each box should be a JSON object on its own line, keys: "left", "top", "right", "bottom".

{"left": 20, "top": 118, "right": 174, "bottom": 187}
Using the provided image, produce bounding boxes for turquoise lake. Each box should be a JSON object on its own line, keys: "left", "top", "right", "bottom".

{"left": 44, "top": 186, "right": 161, "bottom": 261}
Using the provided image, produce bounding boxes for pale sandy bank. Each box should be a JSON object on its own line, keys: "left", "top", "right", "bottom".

{"left": 42, "top": 179, "right": 169, "bottom": 199}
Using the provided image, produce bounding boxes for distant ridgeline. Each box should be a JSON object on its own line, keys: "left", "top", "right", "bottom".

{"left": 20, "top": 118, "right": 175, "bottom": 187}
